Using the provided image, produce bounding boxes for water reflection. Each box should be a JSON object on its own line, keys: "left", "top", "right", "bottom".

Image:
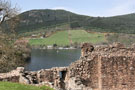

{"left": 25, "top": 49, "right": 81, "bottom": 71}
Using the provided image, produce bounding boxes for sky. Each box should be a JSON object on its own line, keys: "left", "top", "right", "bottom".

{"left": 11, "top": 0, "right": 135, "bottom": 17}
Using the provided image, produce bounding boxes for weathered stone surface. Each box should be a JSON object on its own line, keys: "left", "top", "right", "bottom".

{"left": 81, "top": 43, "right": 94, "bottom": 57}
{"left": 0, "top": 67, "right": 24, "bottom": 82}
{"left": 19, "top": 74, "right": 30, "bottom": 84}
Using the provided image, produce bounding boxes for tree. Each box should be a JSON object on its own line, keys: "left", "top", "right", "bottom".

{"left": 0, "top": 0, "right": 19, "bottom": 25}
{"left": 70, "top": 21, "right": 80, "bottom": 29}
{"left": 0, "top": 0, "right": 25, "bottom": 73}
{"left": 0, "top": 0, "right": 19, "bottom": 43}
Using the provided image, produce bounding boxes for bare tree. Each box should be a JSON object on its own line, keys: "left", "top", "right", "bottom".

{"left": 0, "top": 0, "right": 20, "bottom": 47}
{"left": 0, "top": 0, "right": 19, "bottom": 25}
{"left": 0, "top": 0, "right": 23, "bottom": 73}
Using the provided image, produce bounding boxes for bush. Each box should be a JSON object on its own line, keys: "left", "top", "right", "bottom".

{"left": 0, "top": 37, "right": 31, "bottom": 73}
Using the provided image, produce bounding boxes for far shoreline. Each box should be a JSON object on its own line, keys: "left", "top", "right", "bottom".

{"left": 30, "top": 45, "right": 80, "bottom": 50}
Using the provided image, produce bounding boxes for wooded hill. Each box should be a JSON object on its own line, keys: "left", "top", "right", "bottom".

{"left": 3, "top": 9, "right": 135, "bottom": 34}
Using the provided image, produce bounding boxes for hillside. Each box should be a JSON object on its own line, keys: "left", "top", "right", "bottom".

{"left": 29, "top": 30, "right": 106, "bottom": 46}
{"left": 2, "top": 9, "right": 135, "bottom": 34}
{"left": 85, "top": 14, "right": 135, "bottom": 33}
{"left": 13, "top": 9, "right": 89, "bottom": 34}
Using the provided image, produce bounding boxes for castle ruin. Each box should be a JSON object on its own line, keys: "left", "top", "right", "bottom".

{"left": 0, "top": 43, "right": 135, "bottom": 90}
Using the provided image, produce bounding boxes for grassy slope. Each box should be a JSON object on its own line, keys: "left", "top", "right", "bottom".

{"left": 106, "top": 33, "right": 135, "bottom": 45}
{"left": 0, "top": 82, "right": 53, "bottom": 90}
{"left": 29, "top": 31, "right": 69, "bottom": 46}
{"left": 70, "top": 30, "right": 105, "bottom": 44}
{"left": 29, "top": 30, "right": 106, "bottom": 46}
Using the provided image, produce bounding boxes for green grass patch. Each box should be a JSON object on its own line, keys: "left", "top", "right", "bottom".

{"left": 29, "top": 30, "right": 106, "bottom": 46}
{"left": 29, "top": 31, "right": 69, "bottom": 46}
{"left": 70, "top": 30, "right": 106, "bottom": 44}
{"left": 0, "top": 82, "right": 54, "bottom": 90}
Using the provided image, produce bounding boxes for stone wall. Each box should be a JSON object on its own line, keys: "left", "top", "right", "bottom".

{"left": 66, "top": 55, "right": 99, "bottom": 89}
{"left": 101, "top": 56, "right": 135, "bottom": 90}
{"left": 0, "top": 67, "right": 68, "bottom": 89}
{"left": 0, "top": 67, "right": 24, "bottom": 83}
{"left": 65, "top": 43, "right": 135, "bottom": 90}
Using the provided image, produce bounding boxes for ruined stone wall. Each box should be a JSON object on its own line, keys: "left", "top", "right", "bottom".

{"left": 66, "top": 55, "right": 99, "bottom": 89}
{"left": 0, "top": 67, "right": 67, "bottom": 90}
{"left": 0, "top": 67, "right": 23, "bottom": 83}
{"left": 65, "top": 43, "right": 135, "bottom": 90}
{"left": 101, "top": 56, "right": 135, "bottom": 90}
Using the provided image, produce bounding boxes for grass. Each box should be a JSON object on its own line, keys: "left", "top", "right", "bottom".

{"left": 29, "top": 31, "right": 69, "bottom": 46}
{"left": 0, "top": 82, "right": 54, "bottom": 90}
{"left": 70, "top": 30, "right": 106, "bottom": 44}
{"left": 106, "top": 33, "right": 135, "bottom": 46}
{"left": 29, "top": 30, "right": 106, "bottom": 46}
{"left": 19, "top": 23, "right": 70, "bottom": 37}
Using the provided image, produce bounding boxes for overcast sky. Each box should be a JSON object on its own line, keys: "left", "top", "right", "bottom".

{"left": 12, "top": 0, "right": 135, "bottom": 17}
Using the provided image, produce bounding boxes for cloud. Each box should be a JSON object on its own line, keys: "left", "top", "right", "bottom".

{"left": 106, "top": 0, "right": 135, "bottom": 16}
{"left": 51, "top": 7, "right": 82, "bottom": 14}
{"left": 52, "top": 7, "right": 67, "bottom": 10}
{"left": 81, "top": 0, "right": 135, "bottom": 17}
{"left": 51, "top": 0, "right": 135, "bottom": 17}
{"left": 51, "top": 7, "right": 75, "bottom": 12}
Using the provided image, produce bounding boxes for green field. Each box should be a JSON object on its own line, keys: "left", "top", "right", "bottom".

{"left": 0, "top": 82, "right": 53, "bottom": 90}
{"left": 29, "top": 30, "right": 106, "bottom": 46}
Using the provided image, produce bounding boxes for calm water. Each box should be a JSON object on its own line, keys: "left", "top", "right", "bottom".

{"left": 25, "top": 49, "right": 81, "bottom": 71}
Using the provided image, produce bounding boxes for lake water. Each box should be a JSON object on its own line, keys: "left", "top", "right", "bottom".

{"left": 25, "top": 49, "right": 81, "bottom": 71}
